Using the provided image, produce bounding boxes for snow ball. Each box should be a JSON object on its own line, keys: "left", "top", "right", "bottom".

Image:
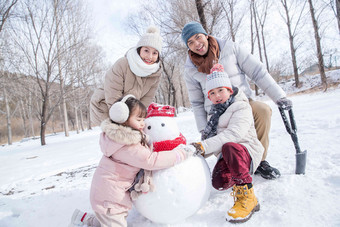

{"left": 133, "top": 155, "right": 211, "bottom": 224}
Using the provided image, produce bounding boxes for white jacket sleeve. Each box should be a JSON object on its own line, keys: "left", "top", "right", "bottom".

{"left": 184, "top": 61, "right": 208, "bottom": 132}
{"left": 233, "top": 42, "right": 286, "bottom": 102}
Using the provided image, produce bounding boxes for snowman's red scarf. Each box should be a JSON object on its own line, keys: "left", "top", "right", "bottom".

{"left": 152, "top": 133, "right": 187, "bottom": 152}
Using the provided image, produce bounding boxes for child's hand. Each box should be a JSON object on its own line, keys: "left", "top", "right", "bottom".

{"left": 190, "top": 142, "right": 205, "bottom": 156}
{"left": 174, "top": 144, "right": 193, "bottom": 163}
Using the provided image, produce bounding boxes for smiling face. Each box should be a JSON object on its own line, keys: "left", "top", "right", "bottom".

{"left": 139, "top": 46, "right": 159, "bottom": 65}
{"left": 208, "top": 87, "right": 232, "bottom": 104}
{"left": 187, "top": 33, "right": 209, "bottom": 56}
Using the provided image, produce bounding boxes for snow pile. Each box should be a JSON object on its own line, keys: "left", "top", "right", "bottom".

{"left": 278, "top": 69, "right": 340, "bottom": 94}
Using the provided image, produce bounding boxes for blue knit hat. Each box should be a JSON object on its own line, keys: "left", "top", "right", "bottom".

{"left": 181, "top": 21, "right": 208, "bottom": 48}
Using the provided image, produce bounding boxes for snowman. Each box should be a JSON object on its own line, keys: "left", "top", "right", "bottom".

{"left": 132, "top": 103, "right": 212, "bottom": 224}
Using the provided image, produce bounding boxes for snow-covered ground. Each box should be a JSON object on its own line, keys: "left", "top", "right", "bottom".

{"left": 1, "top": 71, "right": 340, "bottom": 227}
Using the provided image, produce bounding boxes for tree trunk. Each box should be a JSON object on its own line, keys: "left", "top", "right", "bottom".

{"left": 40, "top": 96, "right": 48, "bottom": 146}
{"left": 261, "top": 28, "right": 269, "bottom": 72}
{"left": 19, "top": 99, "right": 28, "bottom": 138}
{"left": 55, "top": 0, "right": 69, "bottom": 137}
{"left": 307, "top": 0, "right": 327, "bottom": 90}
{"left": 75, "top": 106, "right": 79, "bottom": 134}
{"left": 28, "top": 90, "right": 35, "bottom": 138}
{"left": 87, "top": 103, "right": 92, "bottom": 130}
{"left": 281, "top": 0, "right": 300, "bottom": 88}
{"left": 195, "top": 0, "right": 208, "bottom": 32}
{"left": 80, "top": 107, "right": 84, "bottom": 131}
{"left": 252, "top": 2, "right": 261, "bottom": 95}
{"left": 4, "top": 88, "right": 12, "bottom": 145}
{"left": 250, "top": 1, "right": 255, "bottom": 54}
{"left": 336, "top": 0, "right": 340, "bottom": 34}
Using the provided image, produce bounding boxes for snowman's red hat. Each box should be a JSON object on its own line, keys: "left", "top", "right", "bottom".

{"left": 146, "top": 103, "right": 175, "bottom": 118}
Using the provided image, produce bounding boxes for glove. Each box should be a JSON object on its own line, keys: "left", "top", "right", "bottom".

{"left": 190, "top": 142, "right": 205, "bottom": 156}
{"left": 276, "top": 97, "right": 293, "bottom": 110}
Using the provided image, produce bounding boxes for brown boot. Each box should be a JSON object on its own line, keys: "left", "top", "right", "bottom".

{"left": 226, "top": 184, "right": 260, "bottom": 223}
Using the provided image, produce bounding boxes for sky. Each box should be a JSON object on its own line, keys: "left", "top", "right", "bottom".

{"left": 86, "top": 0, "right": 141, "bottom": 63}
{"left": 85, "top": 0, "right": 340, "bottom": 72}
{"left": 0, "top": 70, "right": 339, "bottom": 226}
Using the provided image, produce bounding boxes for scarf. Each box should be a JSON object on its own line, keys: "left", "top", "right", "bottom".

{"left": 152, "top": 133, "right": 187, "bottom": 152}
{"left": 126, "top": 48, "right": 160, "bottom": 77}
{"left": 201, "top": 87, "right": 238, "bottom": 140}
{"left": 189, "top": 35, "right": 220, "bottom": 74}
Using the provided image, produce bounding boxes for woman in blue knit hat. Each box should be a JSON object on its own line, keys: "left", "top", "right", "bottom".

{"left": 181, "top": 21, "right": 292, "bottom": 180}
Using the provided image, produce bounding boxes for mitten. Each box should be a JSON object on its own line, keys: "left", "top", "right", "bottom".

{"left": 276, "top": 97, "right": 293, "bottom": 110}
{"left": 190, "top": 142, "right": 205, "bottom": 156}
{"left": 140, "top": 170, "right": 154, "bottom": 193}
{"left": 130, "top": 170, "right": 154, "bottom": 201}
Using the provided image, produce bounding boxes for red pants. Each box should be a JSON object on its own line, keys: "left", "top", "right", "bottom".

{"left": 212, "top": 142, "right": 252, "bottom": 190}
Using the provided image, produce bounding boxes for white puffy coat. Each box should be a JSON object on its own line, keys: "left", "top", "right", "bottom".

{"left": 184, "top": 38, "right": 286, "bottom": 132}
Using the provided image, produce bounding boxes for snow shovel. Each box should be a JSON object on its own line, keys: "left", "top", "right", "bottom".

{"left": 278, "top": 107, "right": 307, "bottom": 174}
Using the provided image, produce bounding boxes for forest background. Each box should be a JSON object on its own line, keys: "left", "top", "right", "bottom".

{"left": 0, "top": 0, "right": 339, "bottom": 146}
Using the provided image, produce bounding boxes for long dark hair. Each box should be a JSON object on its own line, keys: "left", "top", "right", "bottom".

{"left": 114, "top": 96, "right": 148, "bottom": 145}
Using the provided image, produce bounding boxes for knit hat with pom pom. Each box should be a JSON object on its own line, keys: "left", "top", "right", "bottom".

{"left": 206, "top": 63, "right": 233, "bottom": 96}
{"left": 137, "top": 26, "right": 163, "bottom": 54}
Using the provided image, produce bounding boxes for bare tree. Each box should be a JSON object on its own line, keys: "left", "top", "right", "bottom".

{"left": 329, "top": 0, "right": 340, "bottom": 33}
{"left": 337, "top": 0, "right": 340, "bottom": 33}
{"left": 195, "top": 0, "right": 208, "bottom": 32}
{"left": 3, "top": 82, "right": 12, "bottom": 145}
{"left": 9, "top": 0, "right": 78, "bottom": 145}
{"left": 254, "top": 0, "right": 271, "bottom": 71}
{"left": 0, "top": 0, "right": 18, "bottom": 33}
{"left": 221, "top": 0, "right": 245, "bottom": 42}
{"left": 54, "top": 0, "right": 69, "bottom": 137}
{"left": 307, "top": 0, "right": 328, "bottom": 90}
{"left": 279, "top": 0, "right": 307, "bottom": 88}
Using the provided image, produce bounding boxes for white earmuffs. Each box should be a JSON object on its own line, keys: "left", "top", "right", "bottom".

{"left": 109, "top": 94, "right": 136, "bottom": 123}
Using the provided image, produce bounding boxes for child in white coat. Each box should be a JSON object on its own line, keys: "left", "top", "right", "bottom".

{"left": 69, "top": 95, "right": 193, "bottom": 227}
{"left": 191, "top": 64, "right": 264, "bottom": 223}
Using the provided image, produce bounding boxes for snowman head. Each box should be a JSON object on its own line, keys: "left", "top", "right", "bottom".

{"left": 144, "top": 103, "right": 180, "bottom": 143}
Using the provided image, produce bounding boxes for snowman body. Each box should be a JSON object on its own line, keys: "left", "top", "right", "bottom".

{"left": 133, "top": 103, "right": 211, "bottom": 224}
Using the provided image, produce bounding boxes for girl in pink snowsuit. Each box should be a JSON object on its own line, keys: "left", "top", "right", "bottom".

{"left": 69, "top": 95, "right": 192, "bottom": 227}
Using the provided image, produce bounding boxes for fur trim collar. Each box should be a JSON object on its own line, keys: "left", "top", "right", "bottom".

{"left": 100, "top": 119, "right": 143, "bottom": 145}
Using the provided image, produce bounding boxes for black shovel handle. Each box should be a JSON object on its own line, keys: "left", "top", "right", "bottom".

{"left": 278, "top": 107, "right": 302, "bottom": 154}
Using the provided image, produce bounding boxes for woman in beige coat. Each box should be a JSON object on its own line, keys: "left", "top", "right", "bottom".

{"left": 90, "top": 26, "right": 163, "bottom": 125}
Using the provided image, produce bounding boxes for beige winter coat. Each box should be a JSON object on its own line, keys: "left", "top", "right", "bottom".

{"left": 201, "top": 90, "right": 264, "bottom": 173}
{"left": 90, "top": 57, "right": 162, "bottom": 125}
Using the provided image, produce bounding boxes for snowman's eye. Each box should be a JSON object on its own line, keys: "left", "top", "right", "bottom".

{"left": 161, "top": 123, "right": 165, "bottom": 127}
{"left": 147, "top": 126, "right": 151, "bottom": 130}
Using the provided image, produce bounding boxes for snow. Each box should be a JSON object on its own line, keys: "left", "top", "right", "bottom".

{"left": 1, "top": 71, "right": 340, "bottom": 226}
{"left": 135, "top": 110, "right": 211, "bottom": 224}
{"left": 134, "top": 156, "right": 211, "bottom": 224}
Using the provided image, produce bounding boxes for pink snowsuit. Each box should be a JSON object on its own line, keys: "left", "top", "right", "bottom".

{"left": 90, "top": 119, "right": 187, "bottom": 215}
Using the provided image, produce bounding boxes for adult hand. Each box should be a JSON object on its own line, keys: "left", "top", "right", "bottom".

{"left": 276, "top": 97, "right": 293, "bottom": 110}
